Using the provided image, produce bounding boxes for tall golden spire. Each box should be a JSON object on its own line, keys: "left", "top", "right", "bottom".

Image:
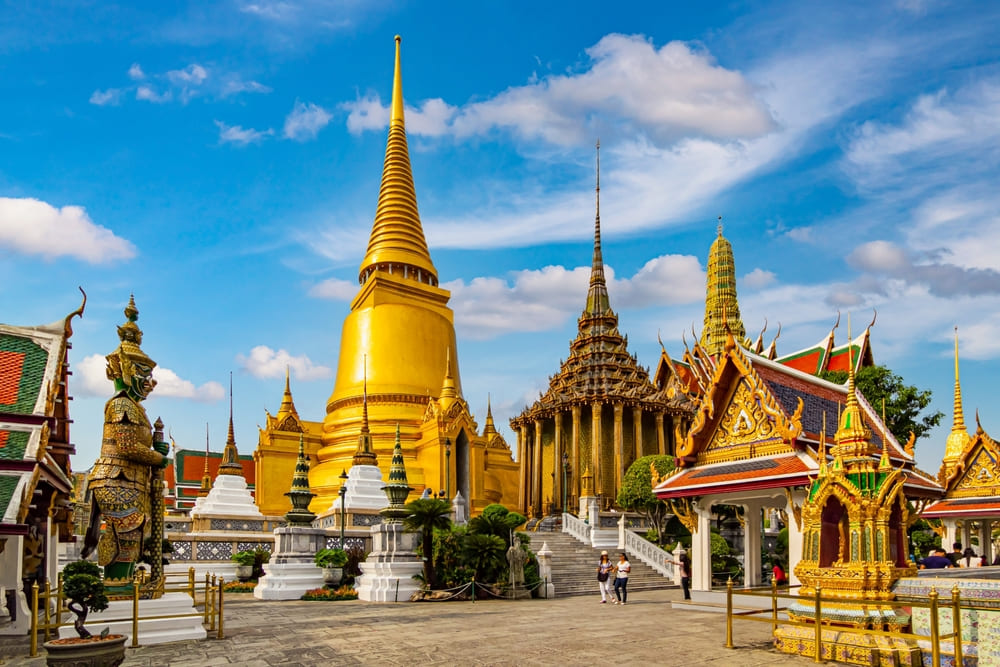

{"left": 199, "top": 423, "right": 212, "bottom": 495}
{"left": 700, "top": 217, "right": 747, "bottom": 356}
{"left": 584, "top": 139, "right": 611, "bottom": 317}
{"left": 358, "top": 35, "right": 437, "bottom": 285}
{"left": 483, "top": 393, "right": 497, "bottom": 436}
{"left": 275, "top": 366, "right": 299, "bottom": 422}
{"left": 832, "top": 315, "right": 872, "bottom": 458}
{"left": 219, "top": 372, "right": 244, "bottom": 476}
{"left": 353, "top": 356, "right": 377, "bottom": 467}
{"left": 439, "top": 347, "right": 460, "bottom": 410}
{"left": 944, "top": 326, "right": 971, "bottom": 462}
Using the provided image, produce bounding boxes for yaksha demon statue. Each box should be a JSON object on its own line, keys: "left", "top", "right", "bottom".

{"left": 83, "top": 296, "right": 168, "bottom": 591}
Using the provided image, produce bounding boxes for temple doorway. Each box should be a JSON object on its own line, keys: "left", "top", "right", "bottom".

{"left": 455, "top": 429, "right": 470, "bottom": 503}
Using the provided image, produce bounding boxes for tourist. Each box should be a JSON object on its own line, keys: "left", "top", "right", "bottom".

{"left": 958, "top": 547, "right": 982, "bottom": 568}
{"left": 597, "top": 551, "right": 614, "bottom": 603}
{"left": 664, "top": 553, "right": 692, "bottom": 600}
{"left": 948, "top": 542, "right": 964, "bottom": 566}
{"left": 920, "top": 548, "right": 953, "bottom": 569}
{"left": 772, "top": 562, "right": 788, "bottom": 586}
{"left": 613, "top": 552, "right": 631, "bottom": 604}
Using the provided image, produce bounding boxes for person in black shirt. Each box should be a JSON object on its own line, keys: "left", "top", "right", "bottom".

{"left": 948, "top": 542, "right": 964, "bottom": 566}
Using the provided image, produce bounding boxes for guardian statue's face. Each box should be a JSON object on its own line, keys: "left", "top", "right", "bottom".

{"left": 126, "top": 360, "right": 156, "bottom": 401}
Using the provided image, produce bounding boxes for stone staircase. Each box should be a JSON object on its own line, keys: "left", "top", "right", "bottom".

{"left": 526, "top": 531, "right": 678, "bottom": 598}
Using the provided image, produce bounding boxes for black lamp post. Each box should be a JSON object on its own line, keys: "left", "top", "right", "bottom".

{"left": 562, "top": 452, "right": 570, "bottom": 514}
{"left": 338, "top": 469, "right": 348, "bottom": 547}
{"left": 444, "top": 438, "right": 452, "bottom": 500}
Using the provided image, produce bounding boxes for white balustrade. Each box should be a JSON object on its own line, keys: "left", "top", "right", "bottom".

{"left": 563, "top": 512, "right": 591, "bottom": 544}
{"left": 623, "top": 527, "right": 676, "bottom": 579}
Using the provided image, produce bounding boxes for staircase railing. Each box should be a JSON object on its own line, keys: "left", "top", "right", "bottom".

{"left": 562, "top": 512, "right": 591, "bottom": 544}
{"left": 621, "top": 520, "right": 676, "bottom": 579}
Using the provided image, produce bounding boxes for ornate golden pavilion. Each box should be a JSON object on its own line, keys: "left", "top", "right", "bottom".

{"left": 511, "top": 146, "right": 689, "bottom": 515}
{"left": 253, "top": 36, "right": 518, "bottom": 516}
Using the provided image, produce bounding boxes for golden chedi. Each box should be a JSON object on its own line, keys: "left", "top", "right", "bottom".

{"left": 308, "top": 36, "right": 517, "bottom": 513}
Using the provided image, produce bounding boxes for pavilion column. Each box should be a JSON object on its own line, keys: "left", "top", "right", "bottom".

{"left": 742, "top": 502, "right": 762, "bottom": 588}
{"left": 591, "top": 403, "right": 602, "bottom": 504}
{"left": 655, "top": 412, "right": 665, "bottom": 456}
{"left": 532, "top": 419, "right": 543, "bottom": 516}
{"left": 785, "top": 489, "right": 806, "bottom": 587}
{"left": 632, "top": 406, "right": 644, "bottom": 460}
{"left": 941, "top": 519, "right": 958, "bottom": 556}
{"left": 691, "top": 499, "right": 714, "bottom": 592}
{"left": 981, "top": 521, "right": 992, "bottom": 564}
{"left": 962, "top": 521, "right": 971, "bottom": 551}
{"left": 554, "top": 412, "right": 564, "bottom": 512}
{"left": 571, "top": 405, "right": 581, "bottom": 504}
{"left": 518, "top": 424, "right": 529, "bottom": 513}
{"left": 613, "top": 404, "right": 624, "bottom": 494}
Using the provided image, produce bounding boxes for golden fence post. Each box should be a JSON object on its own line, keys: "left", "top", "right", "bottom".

{"left": 203, "top": 573, "right": 211, "bottom": 624}
{"left": 188, "top": 567, "right": 195, "bottom": 601}
{"left": 30, "top": 581, "right": 39, "bottom": 657}
{"left": 771, "top": 577, "right": 779, "bottom": 633}
{"left": 56, "top": 571, "right": 64, "bottom": 630}
{"left": 43, "top": 580, "right": 51, "bottom": 642}
{"left": 217, "top": 576, "right": 225, "bottom": 640}
{"left": 814, "top": 585, "right": 823, "bottom": 664}
{"left": 131, "top": 574, "right": 141, "bottom": 648}
{"left": 209, "top": 575, "right": 216, "bottom": 632}
{"left": 951, "top": 586, "right": 962, "bottom": 665}
{"left": 725, "top": 578, "right": 734, "bottom": 648}
{"left": 929, "top": 588, "right": 940, "bottom": 667}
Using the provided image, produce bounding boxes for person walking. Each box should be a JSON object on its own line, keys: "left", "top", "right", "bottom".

{"left": 596, "top": 550, "right": 614, "bottom": 603}
{"left": 613, "top": 553, "right": 631, "bottom": 605}
{"left": 665, "top": 552, "right": 692, "bottom": 600}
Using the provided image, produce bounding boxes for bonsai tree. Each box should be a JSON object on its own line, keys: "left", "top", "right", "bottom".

{"left": 62, "top": 560, "right": 109, "bottom": 638}
{"left": 231, "top": 550, "right": 256, "bottom": 567}
{"left": 314, "top": 548, "right": 348, "bottom": 569}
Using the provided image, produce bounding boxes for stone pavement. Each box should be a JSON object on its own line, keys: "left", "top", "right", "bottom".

{"left": 1, "top": 588, "right": 811, "bottom": 666}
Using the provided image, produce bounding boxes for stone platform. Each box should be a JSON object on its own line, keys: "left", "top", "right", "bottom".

{"left": 55, "top": 593, "right": 206, "bottom": 646}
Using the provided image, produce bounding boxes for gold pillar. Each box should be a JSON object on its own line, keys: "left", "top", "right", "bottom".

{"left": 571, "top": 405, "right": 581, "bottom": 501}
{"left": 656, "top": 412, "right": 666, "bottom": 456}
{"left": 613, "top": 404, "right": 624, "bottom": 493}
{"left": 591, "top": 403, "right": 602, "bottom": 499}
{"left": 532, "top": 419, "right": 543, "bottom": 516}
{"left": 554, "top": 412, "right": 564, "bottom": 511}
{"left": 518, "top": 423, "right": 529, "bottom": 512}
{"left": 633, "top": 406, "right": 644, "bottom": 460}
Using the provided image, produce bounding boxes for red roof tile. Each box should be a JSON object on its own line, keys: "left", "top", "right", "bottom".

{"left": 654, "top": 454, "right": 815, "bottom": 499}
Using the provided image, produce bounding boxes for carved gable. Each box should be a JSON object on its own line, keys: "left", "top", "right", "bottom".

{"left": 700, "top": 378, "right": 795, "bottom": 465}
{"left": 952, "top": 444, "right": 1000, "bottom": 498}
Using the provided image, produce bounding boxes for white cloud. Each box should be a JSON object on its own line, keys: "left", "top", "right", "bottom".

{"left": 308, "top": 277, "right": 357, "bottom": 300}
{"left": 236, "top": 345, "right": 333, "bottom": 380}
{"left": 220, "top": 77, "right": 272, "bottom": 97}
{"left": 75, "top": 354, "right": 224, "bottom": 402}
{"left": 343, "top": 34, "right": 775, "bottom": 146}
{"left": 283, "top": 101, "right": 332, "bottom": 141}
{"left": 136, "top": 85, "right": 172, "bottom": 103}
{"left": 127, "top": 63, "right": 145, "bottom": 80}
{"left": 89, "top": 89, "right": 121, "bottom": 106}
{"left": 215, "top": 120, "right": 273, "bottom": 146}
{"left": 0, "top": 197, "right": 135, "bottom": 263}
{"left": 742, "top": 268, "right": 777, "bottom": 290}
{"left": 167, "top": 63, "right": 208, "bottom": 86}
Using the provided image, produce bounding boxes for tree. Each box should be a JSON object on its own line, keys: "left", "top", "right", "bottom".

{"left": 403, "top": 498, "right": 453, "bottom": 589}
{"left": 616, "top": 455, "right": 675, "bottom": 545}
{"left": 461, "top": 533, "right": 506, "bottom": 583}
{"left": 468, "top": 503, "right": 526, "bottom": 547}
{"left": 819, "top": 364, "right": 944, "bottom": 444}
{"left": 62, "top": 560, "right": 109, "bottom": 638}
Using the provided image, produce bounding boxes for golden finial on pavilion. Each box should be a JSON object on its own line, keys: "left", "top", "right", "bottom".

{"left": 219, "top": 372, "right": 244, "bottom": 476}
{"left": 584, "top": 139, "right": 610, "bottom": 317}
{"left": 353, "top": 355, "right": 377, "bottom": 467}
{"left": 439, "top": 347, "right": 459, "bottom": 406}
{"left": 944, "top": 325, "right": 971, "bottom": 463}
{"left": 199, "top": 423, "right": 212, "bottom": 495}
{"left": 818, "top": 411, "right": 828, "bottom": 475}
{"left": 833, "top": 313, "right": 872, "bottom": 458}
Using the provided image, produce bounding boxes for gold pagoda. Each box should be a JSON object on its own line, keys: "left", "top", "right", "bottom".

{"left": 300, "top": 36, "right": 518, "bottom": 514}
{"left": 511, "top": 145, "right": 687, "bottom": 515}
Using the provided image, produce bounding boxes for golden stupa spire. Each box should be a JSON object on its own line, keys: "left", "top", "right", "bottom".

{"left": 199, "top": 422, "right": 213, "bottom": 495}
{"left": 700, "top": 216, "right": 747, "bottom": 357}
{"left": 944, "top": 326, "right": 971, "bottom": 462}
{"left": 353, "top": 355, "right": 377, "bottom": 467}
{"left": 584, "top": 139, "right": 611, "bottom": 317}
{"left": 439, "top": 347, "right": 460, "bottom": 409}
{"left": 483, "top": 393, "right": 497, "bottom": 436}
{"left": 832, "top": 314, "right": 872, "bottom": 458}
{"left": 219, "top": 372, "right": 244, "bottom": 476}
{"left": 275, "top": 366, "right": 300, "bottom": 422}
{"left": 358, "top": 35, "right": 437, "bottom": 285}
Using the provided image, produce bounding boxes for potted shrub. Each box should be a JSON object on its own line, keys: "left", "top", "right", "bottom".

{"left": 314, "top": 548, "right": 348, "bottom": 586}
{"left": 231, "top": 550, "right": 256, "bottom": 582}
{"left": 43, "top": 560, "right": 126, "bottom": 667}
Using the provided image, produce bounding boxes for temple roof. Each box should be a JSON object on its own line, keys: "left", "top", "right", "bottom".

{"left": 512, "top": 149, "right": 670, "bottom": 422}
{"left": 357, "top": 36, "right": 437, "bottom": 285}
{"left": 655, "top": 452, "right": 816, "bottom": 499}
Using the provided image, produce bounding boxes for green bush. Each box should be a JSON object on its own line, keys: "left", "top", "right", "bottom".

{"left": 231, "top": 550, "right": 256, "bottom": 567}
{"left": 314, "top": 548, "right": 348, "bottom": 568}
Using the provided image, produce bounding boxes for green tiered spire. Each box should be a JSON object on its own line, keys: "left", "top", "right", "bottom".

{"left": 284, "top": 434, "right": 316, "bottom": 525}
{"left": 380, "top": 424, "right": 412, "bottom": 522}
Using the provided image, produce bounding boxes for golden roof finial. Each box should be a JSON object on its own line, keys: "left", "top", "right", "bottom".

{"left": 358, "top": 34, "right": 437, "bottom": 285}
{"left": 484, "top": 393, "right": 497, "bottom": 435}
{"left": 276, "top": 365, "right": 300, "bottom": 422}
{"left": 818, "top": 411, "right": 828, "bottom": 475}
{"left": 199, "top": 422, "right": 213, "bottom": 495}
{"left": 833, "top": 313, "right": 872, "bottom": 458}
{"left": 584, "top": 139, "right": 611, "bottom": 318}
{"left": 353, "top": 355, "right": 378, "bottom": 466}
{"left": 219, "top": 371, "right": 244, "bottom": 476}
{"left": 944, "top": 325, "right": 971, "bottom": 461}
{"left": 439, "top": 347, "right": 459, "bottom": 407}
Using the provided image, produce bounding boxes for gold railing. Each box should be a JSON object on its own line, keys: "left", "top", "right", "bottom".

{"left": 29, "top": 568, "right": 224, "bottom": 657}
{"left": 724, "top": 579, "right": 967, "bottom": 665}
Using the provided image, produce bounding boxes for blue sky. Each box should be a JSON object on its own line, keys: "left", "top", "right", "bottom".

{"left": 3, "top": 0, "right": 1000, "bottom": 476}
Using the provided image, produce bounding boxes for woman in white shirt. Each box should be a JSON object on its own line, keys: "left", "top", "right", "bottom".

{"left": 959, "top": 547, "right": 983, "bottom": 568}
{"left": 613, "top": 553, "right": 631, "bottom": 604}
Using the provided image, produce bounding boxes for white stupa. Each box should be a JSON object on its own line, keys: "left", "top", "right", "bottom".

{"left": 192, "top": 382, "right": 263, "bottom": 520}
{"left": 331, "top": 367, "right": 389, "bottom": 512}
